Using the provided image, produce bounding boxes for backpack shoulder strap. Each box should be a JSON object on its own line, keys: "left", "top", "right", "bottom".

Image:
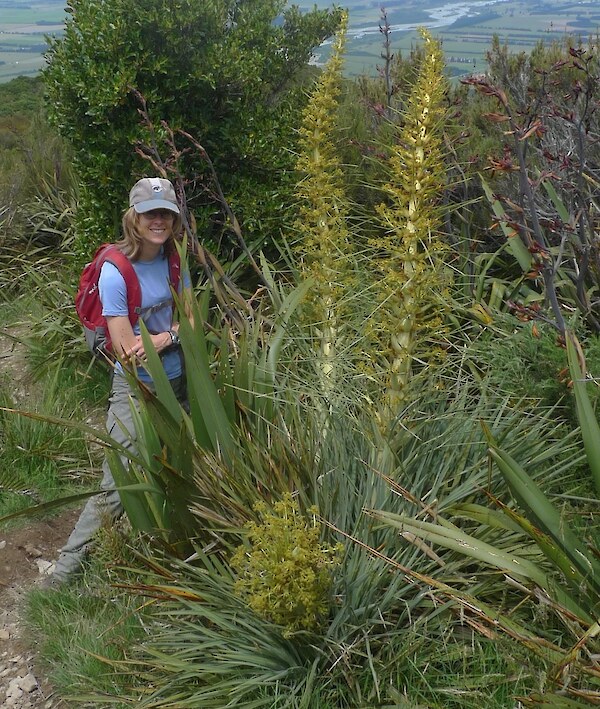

{"left": 99, "top": 245, "right": 142, "bottom": 326}
{"left": 167, "top": 249, "right": 181, "bottom": 294}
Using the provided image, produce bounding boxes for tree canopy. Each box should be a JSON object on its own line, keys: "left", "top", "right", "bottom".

{"left": 44, "top": 0, "right": 342, "bottom": 252}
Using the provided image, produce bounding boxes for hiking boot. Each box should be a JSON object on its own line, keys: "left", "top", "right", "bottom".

{"left": 39, "top": 572, "right": 68, "bottom": 590}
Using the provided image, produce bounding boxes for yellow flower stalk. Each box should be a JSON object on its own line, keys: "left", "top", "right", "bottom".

{"left": 373, "top": 28, "right": 450, "bottom": 413}
{"left": 294, "top": 13, "right": 351, "bottom": 400}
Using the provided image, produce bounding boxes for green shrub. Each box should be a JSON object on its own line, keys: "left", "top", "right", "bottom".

{"left": 43, "top": 0, "right": 342, "bottom": 255}
{"left": 0, "top": 76, "right": 44, "bottom": 118}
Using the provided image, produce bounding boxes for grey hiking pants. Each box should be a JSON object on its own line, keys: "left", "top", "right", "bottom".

{"left": 53, "top": 372, "right": 187, "bottom": 580}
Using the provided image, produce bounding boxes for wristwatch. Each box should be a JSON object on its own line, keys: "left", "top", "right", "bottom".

{"left": 168, "top": 329, "right": 180, "bottom": 346}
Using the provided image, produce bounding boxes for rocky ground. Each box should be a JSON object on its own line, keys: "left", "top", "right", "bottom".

{"left": 0, "top": 327, "right": 82, "bottom": 708}
{"left": 0, "top": 512, "right": 79, "bottom": 708}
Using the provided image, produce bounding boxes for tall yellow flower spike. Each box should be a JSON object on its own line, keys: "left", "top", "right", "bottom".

{"left": 373, "top": 29, "right": 450, "bottom": 415}
{"left": 294, "top": 13, "right": 351, "bottom": 401}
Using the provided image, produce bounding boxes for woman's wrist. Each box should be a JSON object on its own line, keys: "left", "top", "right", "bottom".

{"left": 152, "top": 330, "right": 179, "bottom": 352}
{"left": 167, "top": 328, "right": 180, "bottom": 347}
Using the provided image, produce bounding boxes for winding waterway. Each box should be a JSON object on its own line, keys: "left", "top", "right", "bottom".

{"left": 328, "top": 0, "right": 512, "bottom": 41}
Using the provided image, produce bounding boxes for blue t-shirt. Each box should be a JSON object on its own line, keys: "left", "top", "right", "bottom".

{"left": 98, "top": 250, "right": 189, "bottom": 382}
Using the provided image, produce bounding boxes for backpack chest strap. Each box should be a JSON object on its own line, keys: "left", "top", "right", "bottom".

{"left": 134, "top": 298, "right": 173, "bottom": 319}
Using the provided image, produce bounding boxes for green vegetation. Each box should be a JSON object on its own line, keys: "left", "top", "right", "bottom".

{"left": 1, "top": 7, "right": 600, "bottom": 709}
{"left": 0, "top": 317, "right": 102, "bottom": 523}
{"left": 43, "top": 0, "right": 341, "bottom": 255}
{"left": 294, "top": 12, "right": 353, "bottom": 406}
{"left": 372, "top": 28, "right": 449, "bottom": 410}
{"left": 0, "top": 75, "right": 43, "bottom": 116}
{"left": 27, "top": 575, "right": 145, "bottom": 705}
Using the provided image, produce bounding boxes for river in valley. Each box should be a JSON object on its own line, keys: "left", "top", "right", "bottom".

{"left": 322, "top": 0, "right": 512, "bottom": 42}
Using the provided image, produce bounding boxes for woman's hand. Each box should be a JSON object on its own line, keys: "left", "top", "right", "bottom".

{"left": 124, "top": 332, "right": 172, "bottom": 359}
{"left": 107, "top": 316, "right": 178, "bottom": 362}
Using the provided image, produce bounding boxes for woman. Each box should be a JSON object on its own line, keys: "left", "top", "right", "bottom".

{"left": 49, "top": 177, "right": 192, "bottom": 585}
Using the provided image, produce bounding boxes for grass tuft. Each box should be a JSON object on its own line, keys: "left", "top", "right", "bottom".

{"left": 27, "top": 578, "right": 145, "bottom": 707}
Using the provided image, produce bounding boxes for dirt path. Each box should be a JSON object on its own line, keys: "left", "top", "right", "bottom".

{"left": 1, "top": 512, "right": 80, "bottom": 708}
{"left": 0, "top": 328, "right": 83, "bottom": 708}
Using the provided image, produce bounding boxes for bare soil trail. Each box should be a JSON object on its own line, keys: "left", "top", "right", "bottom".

{"left": 0, "top": 513, "right": 79, "bottom": 708}
{"left": 0, "top": 328, "right": 81, "bottom": 708}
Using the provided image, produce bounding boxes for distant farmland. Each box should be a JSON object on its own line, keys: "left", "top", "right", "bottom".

{"left": 1, "top": 0, "right": 600, "bottom": 84}
{"left": 0, "top": 0, "right": 64, "bottom": 83}
{"left": 309, "top": 0, "right": 600, "bottom": 80}
{"left": 439, "top": 2, "right": 600, "bottom": 80}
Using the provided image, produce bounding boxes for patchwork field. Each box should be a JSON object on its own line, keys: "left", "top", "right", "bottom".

{"left": 1, "top": 0, "right": 600, "bottom": 84}
{"left": 305, "top": 0, "right": 600, "bottom": 79}
{"left": 0, "top": 0, "right": 64, "bottom": 82}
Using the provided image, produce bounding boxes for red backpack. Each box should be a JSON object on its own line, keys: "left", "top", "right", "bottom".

{"left": 75, "top": 244, "right": 181, "bottom": 357}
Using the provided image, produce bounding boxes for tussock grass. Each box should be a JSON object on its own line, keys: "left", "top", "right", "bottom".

{"left": 27, "top": 577, "right": 146, "bottom": 707}
{"left": 0, "top": 376, "right": 98, "bottom": 521}
{"left": 0, "top": 320, "right": 104, "bottom": 522}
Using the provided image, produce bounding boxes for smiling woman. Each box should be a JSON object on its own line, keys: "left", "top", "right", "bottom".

{"left": 46, "top": 176, "right": 193, "bottom": 587}
{"left": 137, "top": 209, "right": 177, "bottom": 258}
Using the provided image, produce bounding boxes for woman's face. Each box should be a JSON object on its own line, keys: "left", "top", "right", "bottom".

{"left": 137, "top": 209, "right": 175, "bottom": 256}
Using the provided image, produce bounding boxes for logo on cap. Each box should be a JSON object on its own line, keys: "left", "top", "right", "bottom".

{"left": 129, "top": 177, "right": 180, "bottom": 215}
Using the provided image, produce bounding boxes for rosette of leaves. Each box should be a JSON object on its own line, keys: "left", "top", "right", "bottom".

{"left": 231, "top": 493, "right": 343, "bottom": 635}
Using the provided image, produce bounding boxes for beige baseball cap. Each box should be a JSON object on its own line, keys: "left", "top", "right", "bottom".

{"left": 129, "top": 177, "right": 180, "bottom": 214}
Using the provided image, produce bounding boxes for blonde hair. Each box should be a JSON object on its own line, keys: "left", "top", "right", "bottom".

{"left": 116, "top": 207, "right": 183, "bottom": 261}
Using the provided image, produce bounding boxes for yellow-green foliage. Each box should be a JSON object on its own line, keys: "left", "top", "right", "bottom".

{"left": 294, "top": 13, "right": 352, "bottom": 388}
{"left": 231, "top": 494, "right": 343, "bottom": 635}
{"left": 371, "top": 29, "right": 450, "bottom": 410}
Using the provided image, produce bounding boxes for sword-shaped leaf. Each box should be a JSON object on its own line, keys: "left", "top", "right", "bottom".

{"left": 371, "top": 510, "right": 594, "bottom": 623}
{"left": 483, "top": 422, "right": 600, "bottom": 601}
{"left": 566, "top": 331, "right": 600, "bottom": 496}
{"left": 481, "top": 174, "right": 533, "bottom": 272}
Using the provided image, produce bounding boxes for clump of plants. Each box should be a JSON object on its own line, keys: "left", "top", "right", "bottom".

{"left": 231, "top": 493, "right": 343, "bottom": 635}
